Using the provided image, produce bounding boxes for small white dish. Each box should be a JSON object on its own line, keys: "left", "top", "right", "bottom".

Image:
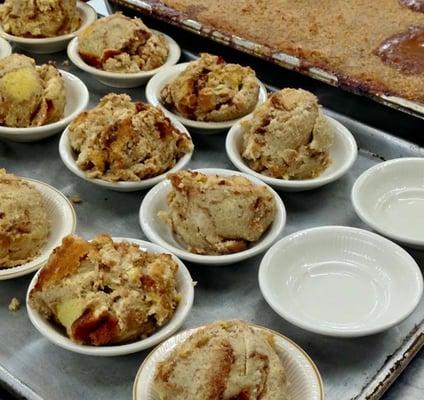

{"left": 26, "top": 238, "right": 194, "bottom": 356}
{"left": 0, "top": 70, "right": 89, "bottom": 142}
{"left": 133, "top": 323, "right": 323, "bottom": 400}
{"left": 0, "top": 178, "right": 76, "bottom": 280}
{"left": 259, "top": 226, "right": 423, "bottom": 338}
{"left": 67, "top": 31, "right": 181, "bottom": 88}
{"left": 145, "top": 62, "right": 268, "bottom": 134}
{"left": 0, "top": 2, "right": 97, "bottom": 54}
{"left": 139, "top": 168, "right": 286, "bottom": 265}
{"left": 59, "top": 117, "right": 193, "bottom": 192}
{"left": 226, "top": 115, "right": 357, "bottom": 191}
{"left": 0, "top": 37, "right": 12, "bottom": 59}
{"left": 352, "top": 158, "right": 424, "bottom": 249}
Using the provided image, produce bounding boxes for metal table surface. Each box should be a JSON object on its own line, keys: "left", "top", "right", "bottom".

{"left": 1, "top": 2, "right": 424, "bottom": 399}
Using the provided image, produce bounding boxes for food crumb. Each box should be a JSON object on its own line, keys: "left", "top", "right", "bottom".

{"left": 62, "top": 59, "right": 70, "bottom": 67}
{"left": 8, "top": 297, "right": 21, "bottom": 312}
{"left": 69, "top": 194, "right": 82, "bottom": 204}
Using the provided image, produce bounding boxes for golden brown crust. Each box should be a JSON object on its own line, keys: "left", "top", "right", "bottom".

{"left": 159, "top": 0, "right": 424, "bottom": 102}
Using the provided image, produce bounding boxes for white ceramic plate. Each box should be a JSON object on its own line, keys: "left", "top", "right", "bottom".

{"left": 259, "top": 226, "right": 423, "bottom": 337}
{"left": 139, "top": 168, "right": 286, "bottom": 265}
{"left": 0, "top": 178, "right": 76, "bottom": 280}
{"left": 67, "top": 30, "right": 181, "bottom": 88}
{"left": 26, "top": 238, "right": 194, "bottom": 356}
{"left": 0, "top": 2, "right": 97, "bottom": 54}
{"left": 59, "top": 116, "right": 193, "bottom": 192}
{"left": 0, "top": 70, "right": 89, "bottom": 142}
{"left": 133, "top": 323, "right": 324, "bottom": 400}
{"left": 226, "top": 115, "right": 358, "bottom": 191}
{"left": 145, "top": 62, "right": 268, "bottom": 134}
{"left": 352, "top": 158, "right": 424, "bottom": 249}
{"left": 0, "top": 37, "right": 11, "bottom": 59}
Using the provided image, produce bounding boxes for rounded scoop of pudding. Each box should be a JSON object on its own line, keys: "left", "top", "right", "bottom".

{"left": 67, "top": 93, "right": 193, "bottom": 182}
{"left": 0, "top": 0, "right": 81, "bottom": 38}
{"left": 78, "top": 12, "right": 169, "bottom": 73}
{"left": 0, "top": 169, "right": 49, "bottom": 268}
{"left": 160, "top": 53, "right": 260, "bottom": 122}
{"left": 28, "top": 234, "right": 180, "bottom": 345}
{"left": 241, "top": 88, "right": 334, "bottom": 180}
{"left": 0, "top": 54, "right": 66, "bottom": 128}
{"left": 159, "top": 170, "right": 276, "bottom": 255}
{"left": 154, "top": 320, "right": 289, "bottom": 400}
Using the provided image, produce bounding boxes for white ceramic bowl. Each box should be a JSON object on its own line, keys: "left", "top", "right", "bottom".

{"left": 67, "top": 31, "right": 181, "bottom": 88}
{"left": 59, "top": 117, "right": 193, "bottom": 192}
{"left": 0, "top": 178, "right": 76, "bottom": 280}
{"left": 0, "top": 2, "right": 96, "bottom": 54}
{"left": 133, "top": 323, "right": 323, "bottom": 400}
{"left": 226, "top": 115, "right": 357, "bottom": 191}
{"left": 0, "top": 37, "right": 11, "bottom": 59}
{"left": 139, "top": 168, "right": 286, "bottom": 265}
{"left": 26, "top": 238, "right": 194, "bottom": 356}
{"left": 0, "top": 70, "right": 89, "bottom": 142}
{"left": 352, "top": 158, "right": 424, "bottom": 250}
{"left": 259, "top": 226, "right": 423, "bottom": 338}
{"left": 145, "top": 62, "right": 268, "bottom": 134}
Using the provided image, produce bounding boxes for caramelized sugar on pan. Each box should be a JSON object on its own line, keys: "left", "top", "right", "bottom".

{"left": 375, "top": 25, "right": 424, "bottom": 74}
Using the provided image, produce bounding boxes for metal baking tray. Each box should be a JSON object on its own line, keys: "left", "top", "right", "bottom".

{"left": 107, "top": 0, "right": 424, "bottom": 120}
{"left": 0, "top": 47, "right": 424, "bottom": 400}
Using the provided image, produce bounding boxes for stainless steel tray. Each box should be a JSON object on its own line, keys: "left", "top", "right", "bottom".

{"left": 108, "top": 0, "right": 424, "bottom": 120}
{"left": 0, "top": 49, "right": 423, "bottom": 400}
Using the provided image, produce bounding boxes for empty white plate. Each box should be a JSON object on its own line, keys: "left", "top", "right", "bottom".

{"left": 0, "top": 178, "right": 76, "bottom": 280}
{"left": 145, "top": 62, "right": 268, "bottom": 134}
{"left": 259, "top": 226, "right": 423, "bottom": 337}
{"left": 139, "top": 168, "right": 286, "bottom": 265}
{"left": 26, "top": 238, "right": 194, "bottom": 356}
{"left": 0, "top": 70, "right": 89, "bottom": 142}
{"left": 67, "top": 30, "right": 181, "bottom": 88}
{"left": 226, "top": 115, "right": 357, "bottom": 191}
{"left": 352, "top": 158, "right": 424, "bottom": 249}
{"left": 0, "top": 1, "right": 97, "bottom": 54}
{"left": 133, "top": 323, "right": 323, "bottom": 400}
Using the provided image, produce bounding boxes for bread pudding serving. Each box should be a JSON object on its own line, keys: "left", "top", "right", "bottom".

{"left": 159, "top": 171, "right": 276, "bottom": 255}
{"left": 68, "top": 93, "right": 193, "bottom": 182}
{"left": 78, "top": 13, "right": 169, "bottom": 73}
{"left": 29, "top": 234, "right": 180, "bottom": 345}
{"left": 0, "top": 54, "right": 65, "bottom": 128}
{"left": 0, "top": 170, "right": 49, "bottom": 268}
{"left": 154, "top": 320, "right": 289, "bottom": 400}
{"left": 160, "top": 53, "right": 260, "bottom": 121}
{"left": 242, "top": 88, "right": 334, "bottom": 180}
{"left": 0, "top": 0, "right": 81, "bottom": 38}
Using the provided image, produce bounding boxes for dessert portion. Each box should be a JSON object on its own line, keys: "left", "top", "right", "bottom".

{"left": 160, "top": 53, "right": 260, "bottom": 122}
{"left": 0, "top": 0, "right": 81, "bottom": 38}
{"left": 0, "top": 169, "right": 49, "bottom": 268}
{"left": 154, "top": 320, "right": 289, "bottom": 400}
{"left": 156, "top": 0, "right": 424, "bottom": 102}
{"left": 68, "top": 93, "right": 193, "bottom": 182}
{"left": 78, "top": 13, "right": 169, "bottom": 73}
{"left": 0, "top": 54, "right": 66, "bottom": 128}
{"left": 159, "top": 171, "right": 276, "bottom": 255}
{"left": 241, "top": 88, "right": 334, "bottom": 180}
{"left": 29, "top": 234, "right": 180, "bottom": 345}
